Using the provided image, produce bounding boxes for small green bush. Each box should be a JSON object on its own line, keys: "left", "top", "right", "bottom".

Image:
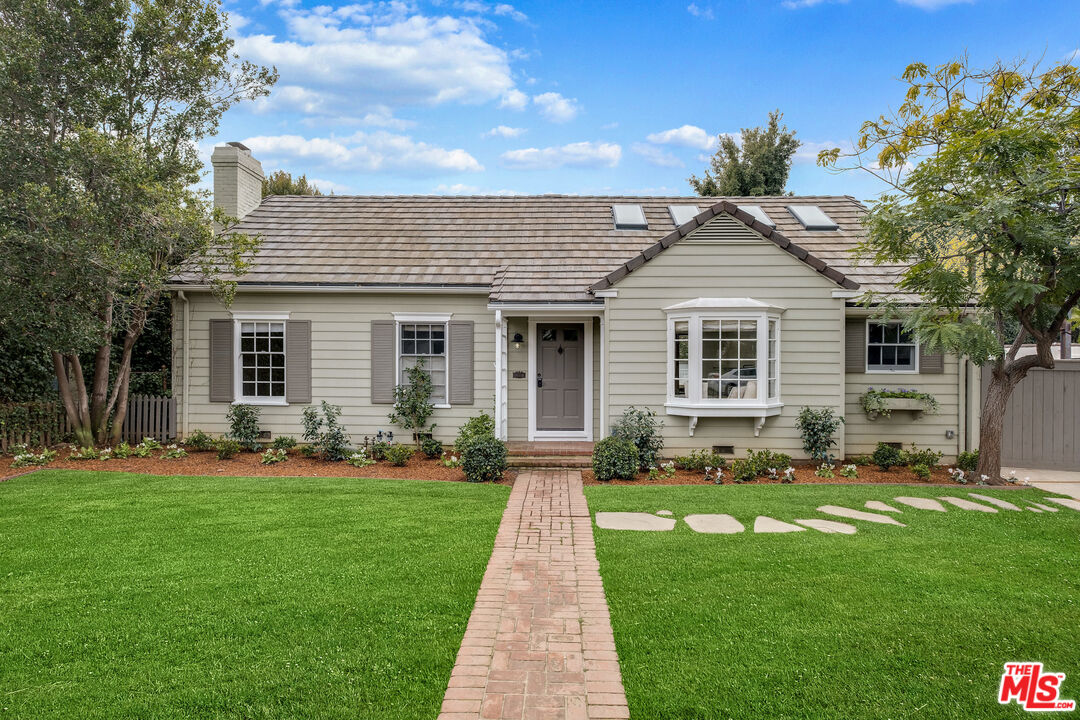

{"left": 956, "top": 449, "right": 979, "bottom": 473}
{"left": 184, "top": 429, "right": 216, "bottom": 451}
{"left": 610, "top": 406, "right": 664, "bottom": 471}
{"left": 847, "top": 453, "right": 873, "bottom": 466}
{"left": 872, "top": 442, "right": 903, "bottom": 471}
{"left": 462, "top": 436, "right": 508, "bottom": 483}
{"left": 385, "top": 443, "right": 415, "bottom": 466}
{"left": 455, "top": 412, "right": 496, "bottom": 453}
{"left": 226, "top": 404, "right": 261, "bottom": 451}
{"left": 747, "top": 449, "right": 792, "bottom": 475}
{"left": 796, "top": 406, "right": 844, "bottom": 463}
{"left": 902, "top": 444, "right": 943, "bottom": 469}
{"left": 69, "top": 446, "right": 99, "bottom": 460}
{"left": 673, "top": 449, "right": 728, "bottom": 472}
{"left": 592, "top": 437, "right": 639, "bottom": 481}
{"left": 215, "top": 438, "right": 241, "bottom": 460}
{"left": 911, "top": 462, "right": 932, "bottom": 480}
{"left": 11, "top": 446, "right": 57, "bottom": 468}
{"left": 815, "top": 462, "right": 836, "bottom": 478}
{"left": 261, "top": 448, "right": 288, "bottom": 464}
{"left": 369, "top": 441, "right": 390, "bottom": 461}
{"left": 161, "top": 444, "right": 187, "bottom": 459}
{"left": 113, "top": 442, "right": 135, "bottom": 459}
{"left": 301, "top": 402, "right": 351, "bottom": 461}
{"left": 730, "top": 458, "right": 757, "bottom": 483}
{"left": 839, "top": 464, "right": 859, "bottom": 479}
{"left": 421, "top": 436, "right": 444, "bottom": 459}
{"left": 346, "top": 449, "right": 376, "bottom": 467}
{"left": 271, "top": 435, "right": 297, "bottom": 451}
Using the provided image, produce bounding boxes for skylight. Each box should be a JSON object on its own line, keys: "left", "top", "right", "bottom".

{"left": 737, "top": 205, "right": 776, "bottom": 228}
{"left": 668, "top": 205, "right": 700, "bottom": 227}
{"left": 786, "top": 205, "right": 838, "bottom": 231}
{"left": 612, "top": 204, "right": 648, "bottom": 230}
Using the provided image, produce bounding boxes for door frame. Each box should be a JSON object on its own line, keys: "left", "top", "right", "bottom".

{"left": 528, "top": 317, "right": 594, "bottom": 441}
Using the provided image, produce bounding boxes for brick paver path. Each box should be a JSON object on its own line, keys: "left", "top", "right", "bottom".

{"left": 437, "top": 469, "right": 629, "bottom": 720}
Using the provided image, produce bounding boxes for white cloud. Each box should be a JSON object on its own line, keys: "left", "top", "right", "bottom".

{"left": 646, "top": 124, "right": 716, "bottom": 150}
{"left": 686, "top": 3, "right": 714, "bottom": 19}
{"left": 228, "top": 11, "right": 251, "bottom": 29}
{"left": 433, "top": 183, "right": 526, "bottom": 195}
{"left": 360, "top": 105, "right": 415, "bottom": 130}
{"left": 493, "top": 4, "right": 528, "bottom": 21}
{"left": 781, "top": 0, "right": 847, "bottom": 8}
{"left": 533, "top": 92, "right": 580, "bottom": 123}
{"left": 895, "top": 0, "right": 972, "bottom": 7}
{"left": 242, "top": 131, "right": 483, "bottom": 174}
{"left": 306, "top": 177, "right": 353, "bottom": 194}
{"left": 631, "top": 143, "right": 683, "bottom": 168}
{"left": 501, "top": 141, "right": 621, "bottom": 170}
{"left": 483, "top": 125, "right": 527, "bottom": 138}
{"left": 794, "top": 139, "right": 840, "bottom": 164}
{"left": 499, "top": 88, "right": 529, "bottom": 110}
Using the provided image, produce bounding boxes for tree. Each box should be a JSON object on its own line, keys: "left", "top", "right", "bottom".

{"left": 689, "top": 110, "right": 800, "bottom": 196}
{"left": 0, "top": 0, "right": 276, "bottom": 445}
{"left": 262, "top": 170, "right": 324, "bottom": 197}
{"left": 818, "top": 57, "right": 1080, "bottom": 481}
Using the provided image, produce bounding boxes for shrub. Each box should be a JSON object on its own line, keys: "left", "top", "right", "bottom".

{"left": 956, "top": 449, "right": 979, "bottom": 473}
{"left": 184, "top": 429, "right": 216, "bottom": 451}
{"left": 871, "top": 442, "right": 903, "bottom": 471}
{"left": 462, "top": 435, "right": 508, "bottom": 483}
{"left": 369, "top": 441, "right": 390, "bottom": 461}
{"left": 911, "top": 462, "right": 931, "bottom": 480}
{"left": 747, "top": 449, "right": 792, "bottom": 476}
{"left": 389, "top": 358, "right": 435, "bottom": 446}
{"left": 69, "top": 446, "right": 99, "bottom": 460}
{"left": 301, "top": 402, "right": 351, "bottom": 461}
{"left": 113, "top": 442, "right": 135, "bottom": 459}
{"left": 592, "top": 437, "right": 638, "bottom": 481}
{"left": 11, "top": 446, "right": 57, "bottom": 468}
{"left": 648, "top": 461, "right": 676, "bottom": 481}
{"left": 261, "top": 448, "right": 288, "bottom": 465}
{"left": 421, "top": 436, "right": 443, "bottom": 459}
{"left": 271, "top": 435, "right": 297, "bottom": 451}
{"left": 161, "top": 444, "right": 187, "bottom": 459}
{"left": 847, "top": 453, "right": 873, "bottom": 466}
{"left": 839, "top": 464, "right": 859, "bottom": 479}
{"left": 440, "top": 452, "right": 461, "bottom": 468}
{"left": 455, "top": 412, "right": 496, "bottom": 453}
{"left": 385, "top": 443, "right": 415, "bottom": 466}
{"left": 673, "top": 449, "right": 727, "bottom": 472}
{"left": 781, "top": 467, "right": 796, "bottom": 483}
{"left": 226, "top": 404, "right": 261, "bottom": 451}
{"left": 815, "top": 462, "right": 836, "bottom": 478}
{"left": 610, "top": 406, "right": 664, "bottom": 471}
{"left": 730, "top": 458, "right": 757, "bottom": 483}
{"left": 139, "top": 437, "right": 163, "bottom": 450}
{"left": 347, "top": 449, "right": 376, "bottom": 467}
{"left": 902, "top": 444, "right": 943, "bottom": 470}
{"left": 215, "top": 438, "right": 241, "bottom": 460}
{"left": 796, "top": 407, "right": 844, "bottom": 463}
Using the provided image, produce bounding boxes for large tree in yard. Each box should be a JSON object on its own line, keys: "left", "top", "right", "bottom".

{"left": 819, "top": 58, "right": 1080, "bottom": 481}
{"left": 0, "top": 0, "right": 276, "bottom": 445}
{"left": 689, "top": 110, "right": 800, "bottom": 196}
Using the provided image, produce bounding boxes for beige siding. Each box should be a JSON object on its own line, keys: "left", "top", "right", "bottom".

{"left": 605, "top": 215, "right": 847, "bottom": 459}
{"left": 175, "top": 291, "right": 494, "bottom": 443}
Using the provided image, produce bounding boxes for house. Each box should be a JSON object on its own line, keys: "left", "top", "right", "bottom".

{"left": 168, "top": 142, "right": 982, "bottom": 461}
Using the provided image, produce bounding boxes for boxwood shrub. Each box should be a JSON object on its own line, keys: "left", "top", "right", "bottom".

{"left": 592, "top": 437, "right": 639, "bottom": 481}
{"left": 462, "top": 435, "right": 507, "bottom": 483}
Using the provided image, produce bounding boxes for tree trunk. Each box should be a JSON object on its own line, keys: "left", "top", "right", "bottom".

{"left": 89, "top": 303, "right": 114, "bottom": 444}
{"left": 53, "top": 352, "right": 93, "bottom": 448}
{"left": 976, "top": 366, "right": 1016, "bottom": 484}
{"left": 107, "top": 327, "right": 140, "bottom": 445}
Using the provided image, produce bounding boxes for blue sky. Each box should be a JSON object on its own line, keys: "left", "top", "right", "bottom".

{"left": 208, "top": 0, "right": 1078, "bottom": 200}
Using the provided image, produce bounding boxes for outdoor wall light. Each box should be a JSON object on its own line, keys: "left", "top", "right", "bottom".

{"left": 512, "top": 332, "right": 524, "bottom": 350}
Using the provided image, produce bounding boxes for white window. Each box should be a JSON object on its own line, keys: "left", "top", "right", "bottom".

{"left": 395, "top": 313, "right": 451, "bottom": 406}
{"left": 235, "top": 318, "right": 287, "bottom": 403}
{"left": 866, "top": 321, "right": 917, "bottom": 372}
{"left": 664, "top": 299, "right": 783, "bottom": 415}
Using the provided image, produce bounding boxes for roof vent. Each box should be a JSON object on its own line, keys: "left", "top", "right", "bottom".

{"left": 612, "top": 204, "right": 648, "bottom": 230}
{"left": 738, "top": 205, "right": 776, "bottom": 228}
{"left": 786, "top": 205, "right": 838, "bottom": 231}
{"left": 668, "top": 205, "right": 700, "bottom": 227}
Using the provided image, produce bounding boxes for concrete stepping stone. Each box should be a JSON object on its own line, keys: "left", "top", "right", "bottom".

{"left": 1026, "top": 506, "right": 1043, "bottom": 513}
{"left": 938, "top": 497, "right": 998, "bottom": 513}
{"left": 1028, "top": 502, "right": 1059, "bottom": 513}
{"left": 796, "top": 518, "right": 858, "bottom": 535}
{"left": 1044, "top": 497, "right": 1080, "bottom": 512}
{"left": 656, "top": 510, "right": 673, "bottom": 516}
{"left": 865, "top": 500, "right": 902, "bottom": 513}
{"left": 968, "top": 493, "right": 1021, "bottom": 511}
{"left": 817, "top": 505, "right": 906, "bottom": 526}
{"left": 684, "top": 514, "right": 744, "bottom": 534}
{"left": 754, "top": 516, "right": 806, "bottom": 533}
{"left": 595, "top": 512, "right": 676, "bottom": 531}
{"left": 894, "top": 496, "right": 947, "bottom": 512}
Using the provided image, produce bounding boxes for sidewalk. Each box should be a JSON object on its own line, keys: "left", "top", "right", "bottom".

{"left": 1004, "top": 467, "right": 1080, "bottom": 500}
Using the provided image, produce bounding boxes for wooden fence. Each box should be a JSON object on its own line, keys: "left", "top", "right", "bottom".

{"left": 1, "top": 395, "right": 175, "bottom": 450}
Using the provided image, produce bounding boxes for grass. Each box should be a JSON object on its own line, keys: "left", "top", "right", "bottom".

{"left": 0, "top": 470, "right": 510, "bottom": 720}
{"left": 584, "top": 483, "right": 1080, "bottom": 719}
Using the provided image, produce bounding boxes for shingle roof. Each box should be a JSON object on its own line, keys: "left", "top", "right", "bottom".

{"left": 177, "top": 194, "right": 904, "bottom": 303}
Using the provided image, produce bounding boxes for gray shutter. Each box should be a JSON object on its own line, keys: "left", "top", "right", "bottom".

{"left": 448, "top": 320, "right": 474, "bottom": 405}
{"left": 844, "top": 319, "right": 865, "bottom": 373}
{"left": 209, "top": 319, "right": 234, "bottom": 402}
{"left": 919, "top": 346, "right": 944, "bottom": 374}
{"left": 285, "top": 320, "right": 312, "bottom": 403}
{"left": 371, "top": 320, "right": 396, "bottom": 404}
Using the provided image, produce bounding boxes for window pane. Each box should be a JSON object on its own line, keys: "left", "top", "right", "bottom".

{"left": 720, "top": 340, "right": 738, "bottom": 359}
{"left": 768, "top": 320, "right": 776, "bottom": 341}
{"left": 739, "top": 320, "right": 757, "bottom": 336}
{"left": 563, "top": 328, "right": 578, "bottom": 342}
{"left": 402, "top": 326, "right": 415, "bottom": 339}
{"left": 402, "top": 339, "right": 415, "bottom": 354}
{"left": 869, "top": 323, "right": 883, "bottom": 344}
{"left": 542, "top": 329, "right": 556, "bottom": 342}
{"left": 243, "top": 382, "right": 255, "bottom": 395}
{"left": 896, "top": 345, "right": 913, "bottom": 366}
{"left": 739, "top": 340, "right": 756, "bottom": 359}
{"left": 868, "top": 346, "right": 881, "bottom": 365}
{"left": 415, "top": 338, "right": 429, "bottom": 355}
{"left": 768, "top": 379, "right": 777, "bottom": 398}
{"left": 270, "top": 337, "right": 283, "bottom": 353}
{"left": 882, "top": 346, "right": 896, "bottom": 366}
{"left": 432, "top": 339, "right": 445, "bottom": 355}
{"left": 897, "top": 326, "right": 913, "bottom": 344}
{"left": 241, "top": 337, "right": 254, "bottom": 352}
{"left": 703, "top": 340, "right": 719, "bottom": 359}
{"left": 719, "top": 320, "right": 736, "bottom": 338}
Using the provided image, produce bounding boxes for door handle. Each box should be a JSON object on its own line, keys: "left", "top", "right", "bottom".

{"left": 536, "top": 373, "right": 543, "bottom": 388}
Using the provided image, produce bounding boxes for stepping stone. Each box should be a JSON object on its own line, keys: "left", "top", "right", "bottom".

{"left": 1026, "top": 506, "right": 1043, "bottom": 513}
{"left": 1043, "top": 497, "right": 1080, "bottom": 512}
{"left": 753, "top": 516, "right": 805, "bottom": 533}
{"left": 894, "top": 496, "right": 947, "bottom": 512}
{"left": 865, "top": 500, "right": 902, "bottom": 513}
{"left": 656, "top": 510, "right": 673, "bottom": 516}
{"left": 968, "top": 493, "right": 1021, "bottom": 511}
{"left": 1027, "top": 502, "right": 1059, "bottom": 513}
{"left": 684, "top": 514, "right": 744, "bottom": 534}
{"left": 938, "top": 497, "right": 998, "bottom": 513}
{"left": 817, "top": 505, "right": 906, "bottom": 526}
{"left": 796, "top": 518, "right": 858, "bottom": 535}
{"left": 595, "top": 512, "right": 676, "bottom": 531}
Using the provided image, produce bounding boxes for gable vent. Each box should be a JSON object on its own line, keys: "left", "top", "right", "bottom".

{"left": 786, "top": 204, "right": 838, "bottom": 231}
{"left": 668, "top": 205, "right": 700, "bottom": 227}
{"left": 738, "top": 205, "right": 776, "bottom": 228}
{"left": 612, "top": 204, "right": 648, "bottom": 230}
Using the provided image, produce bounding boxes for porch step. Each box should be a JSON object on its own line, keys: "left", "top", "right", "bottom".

{"left": 508, "top": 455, "right": 593, "bottom": 468}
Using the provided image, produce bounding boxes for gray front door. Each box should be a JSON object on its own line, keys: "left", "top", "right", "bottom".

{"left": 537, "top": 324, "right": 585, "bottom": 431}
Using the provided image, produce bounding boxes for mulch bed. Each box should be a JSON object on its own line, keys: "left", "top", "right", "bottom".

{"left": 0, "top": 448, "right": 516, "bottom": 485}
{"left": 582, "top": 463, "right": 969, "bottom": 486}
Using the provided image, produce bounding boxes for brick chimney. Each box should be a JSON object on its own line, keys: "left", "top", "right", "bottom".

{"left": 211, "top": 142, "right": 264, "bottom": 220}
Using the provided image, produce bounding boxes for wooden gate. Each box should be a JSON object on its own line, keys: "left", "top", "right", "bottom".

{"left": 120, "top": 395, "right": 176, "bottom": 444}
{"left": 983, "top": 361, "right": 1080, "bottom": 470}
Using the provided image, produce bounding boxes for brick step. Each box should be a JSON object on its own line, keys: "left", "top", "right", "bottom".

{"left": 508, "top": 455, "right": 593, "bottom": 468}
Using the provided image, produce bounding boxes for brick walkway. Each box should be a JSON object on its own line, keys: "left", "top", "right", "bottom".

{"left": 437, "top": 469, "right": 629, "bottom": 720}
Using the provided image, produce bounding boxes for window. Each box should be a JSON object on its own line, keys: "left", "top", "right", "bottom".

{"left": 239, "top": 321, "right": 286, "bottom": 400}
{"left": 399, "top": 322, "right": 447, "bottom": 404}
{"left": 767, "top": 319, "right": 779, "bottom": 399}
{"left": 701, "top": 319, "right": 757, "bottom": 400}
{"left": 866, "top": 321, "right": 917, "bottom": 372}
{"left": 673, "top": 321, "right": 689, "bottom": 398}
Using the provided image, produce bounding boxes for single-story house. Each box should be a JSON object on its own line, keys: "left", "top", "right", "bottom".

{"left": 168, "top": 142, "right": 982, "bottom": 461}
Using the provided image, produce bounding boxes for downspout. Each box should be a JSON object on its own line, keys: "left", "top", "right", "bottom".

{"left": 957, "top": 355, "right": 967, "bottom": 454}
{"left": 178, "top": 290, "right": 190, "bottom": 439}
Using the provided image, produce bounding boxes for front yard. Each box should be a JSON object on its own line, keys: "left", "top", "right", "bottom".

{"left": 0, "top": 470, "right": 509, "bottom": 720}
{"left": 585, "top": 484, "right": 1080, "bottom": 719}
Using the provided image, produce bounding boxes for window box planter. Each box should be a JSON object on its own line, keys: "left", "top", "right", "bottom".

{"left": 865, "top": 396, "right": 927, "bottom": 420}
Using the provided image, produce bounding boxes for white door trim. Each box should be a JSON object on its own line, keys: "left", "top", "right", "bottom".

{"left": 528, "top": 318, "right": 593, "bottom": 441}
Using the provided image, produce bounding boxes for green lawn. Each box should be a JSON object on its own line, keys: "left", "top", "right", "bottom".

{"left": 0, "top": 470, "right": 509, "bottom": 720}
{"left": 585, "top": 484, "right": 1080, "bottom": 720}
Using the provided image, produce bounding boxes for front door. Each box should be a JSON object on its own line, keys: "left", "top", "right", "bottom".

{"left": 536, "top": 324, "right": 585, "bottom": 431}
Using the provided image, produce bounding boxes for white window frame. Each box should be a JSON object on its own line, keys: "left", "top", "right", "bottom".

{"left": 232, "top": 311, "right": 290, "bottom": 406}
{"left": 865, "top": 319, "right": 919, "bottom": 374}
{"left": 393, "top": 313, "right": 452, "bottom": 409}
